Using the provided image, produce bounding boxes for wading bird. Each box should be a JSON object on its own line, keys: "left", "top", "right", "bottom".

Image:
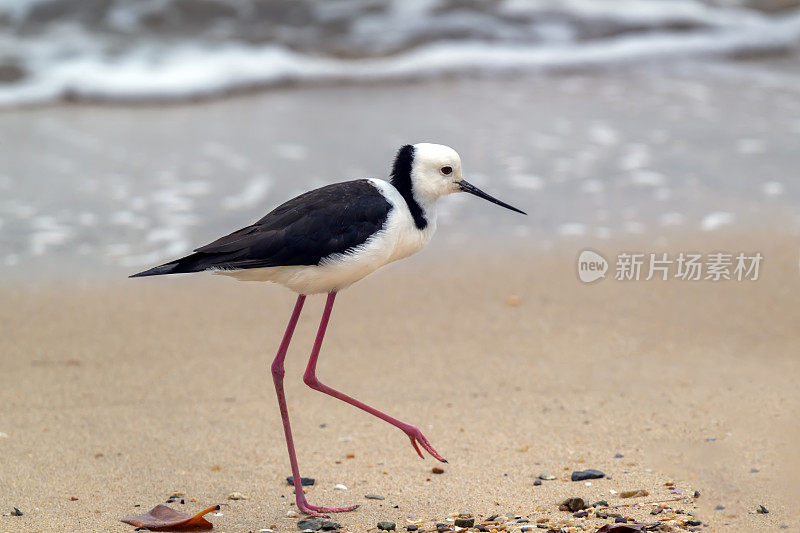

{"left": 132, "top": 143, "right": 525, "bottom": 516}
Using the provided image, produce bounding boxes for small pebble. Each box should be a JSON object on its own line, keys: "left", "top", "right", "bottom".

{"left": 613, "top": 453, "right": 624, "bottom": 459}
{"left": 377, "top": 521, "right": 396, "bottom": 531}
{"left": 538, "top": 473, "right": 556, "bottom": 480}
{"left": 365, "top": 494, "right": 385, "bottom": 500}
{"left": 714, "top": 505, "right": 725, "bottom": 511}
{"left": 620, "top": 489, "right": 648, "bottom": 498}
{"left": 432, "top": 467, "right": 445, "bottom": 474}
{"left": 286, "top": 476, "right": 316, "bottom": 486}
{"left": 228, "top": 492, "right": 247, "bottom": 500}
{"left": 693, "top": 491, "right": 701, "bottom": 498}
{"left": 651, "top": 508, "right": 663, "bottom": 515}
{"left": 297, "top": 518, "right": 323, "bottom": 531}
{"left": 615, "top": 517, "right": 628, "bottom": 523}
{"left": 406, "top": 526, "right": 418, "bottom": 532}
{"left": 686, "top": 520, "right": 702, "bottom": 526}
{"left": 475, "top": 525, "right": 487, "bottom": 532}
{"left": 333, "top": 484, "right": 348, "bottom": 491}
{"left": 757, "top": 505, "right": 769, "bottom": 514}
{"left": 11, "top": 507, "right": 23, "bottom": 516}
{"left": 592, "top": 500, "right": 609, "bottom": 507}
{"left": 533, "top": 479, "right": 542, "bottom": 486}
{"left": 454, "top": 517, "right": 474, "bottom": 527}
{"left": 571, "top": 469, "right": 604, "bottom": 481}
{"left": 750, "top": 468, "right": 759, "bottom": 473}
{"left": 286, "top": 509, "right": 299, "bottom": 518}
{"left": 506, "top": 295, "right": 521, "bottom": 306}
{"left": 561, "top": 497, "right": 588, "bottom": 512}
{"left": 572, "top": 511, "right": 588, "bottom": 518}
{"left": 321, "top": 520, "right": 340, "bottom": 530}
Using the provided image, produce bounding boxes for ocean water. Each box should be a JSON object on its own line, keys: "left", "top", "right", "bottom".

{"left": 1, "top": 1, "right": 799, "bottom": 281}
{"left": 2, "top": 0, "right": 800, "bottom": 106}
{"left": 1, "top": 70, "right": 799, "bottom": 281}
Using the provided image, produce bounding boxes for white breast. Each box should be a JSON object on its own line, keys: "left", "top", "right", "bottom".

{"left": 218, "top": 178, "right": 437, "bottom": 294}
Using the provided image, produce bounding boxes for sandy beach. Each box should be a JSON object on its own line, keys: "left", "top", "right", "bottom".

{"left": 3, "top": 1, "right": 800, "bottom": 530}
{"left": 1, "top": 230, "right": 798, "bottom": 532}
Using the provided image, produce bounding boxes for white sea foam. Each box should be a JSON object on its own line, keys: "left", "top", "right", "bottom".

{"left": 761, "top": 181, "right": 785, "bottom": 196}
{"left": 558, "top": 222, "right": 587, "bottom": 236}
{"left": 701, "top": 211, "right": 735, "bottom": 231}
{"left": 222, "top": 176, "right": 272, "bottom": 210}
{"left": 29, "top": 217, "right": 73, "bottom": 256}
{"left": 630, "top": 170, "right": 666, "bottom": 187}
{"left": 2, "top": 7, "right": 800, "bottom": 107}
{"left": 509, "top": 173, "right": 545, "bottom": 191}
{"left": 659, "top": 212, "right": 686, "bottom": 226}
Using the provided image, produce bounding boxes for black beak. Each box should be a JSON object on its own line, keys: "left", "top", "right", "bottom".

{"left": 458, "top": 180, "right": 527, "bottom": 215}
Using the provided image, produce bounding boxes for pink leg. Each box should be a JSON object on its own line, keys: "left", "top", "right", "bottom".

{"left": 303, "top": 292, "right": 446, "bottom": 462}
{"left": 271, "top": 294, "right": 359, "bottom": 517}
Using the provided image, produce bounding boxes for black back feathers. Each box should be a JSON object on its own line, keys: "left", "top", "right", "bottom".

{"left": 389, "top": 144, "right": 427, "bottom": 230}
{"left": 130, "top": 179, "right": 392, "bottom": 277}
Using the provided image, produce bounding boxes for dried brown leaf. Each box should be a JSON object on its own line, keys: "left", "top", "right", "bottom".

{"left": 121, "top": 504, "right": 218, "bottom": 530}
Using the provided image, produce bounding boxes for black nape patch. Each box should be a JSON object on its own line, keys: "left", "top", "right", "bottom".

{"left": 390, "top": 144, "right": 427, "bottom": 230}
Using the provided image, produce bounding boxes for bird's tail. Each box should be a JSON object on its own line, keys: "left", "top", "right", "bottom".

{"left": 129, "top": 252, "right": 214, "bottom": 278}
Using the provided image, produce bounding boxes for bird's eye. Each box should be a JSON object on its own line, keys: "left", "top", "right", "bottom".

{"left": 441, "top": 166, "right": 453, "bottom": 175}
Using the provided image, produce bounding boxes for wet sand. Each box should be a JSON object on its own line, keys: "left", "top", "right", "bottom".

{"left": 1, "top": 231, "right": 798, "bottom": 532}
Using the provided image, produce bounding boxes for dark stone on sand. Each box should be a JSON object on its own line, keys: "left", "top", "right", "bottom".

{"left": 406, "top": 526, "right": 418, "bottom": 532}
{"left": 597, "top": 510, "right": 622, "bottom": 519}
{"left": 454, "top": 517, "right": 474, "bottom": 527}
{"left": 533, "top": 479, "right": 542, "bottom": 486}
{"left": 11, "top": 507, "right": 22, "bottom": 516}
{"left": 592, "top": 500, "right": 609, "bottom": 507}
{"left": 475, "top": 526, "right": 487, "bottom": 532}
{"left": 435, "top": 523, "right": 450, "bottom": 532}
{"left": 573, "top": 511, "right": 588, "bottom": 518}
{"left": 321, "top": 520, "right": 340, "bottom": 531}
{"left": 377, "top": 521, "right": 397, "bottom": 531}
{"left": 686, "top": 520, "right": 702, "bottom": 526}
{"left": 298, "top": 517, "right": 323, "bottom": 530}
{"left": 615, "top": 517, "right": 628, "bottom": 523}
{"left": 287, "top": 476, "right": 316, "bottom": 486}
{"left": 750, "top": 468, "right": 759, "bottom": 473}
{"left": 757, "top": 505, "right": 769, "bottom": 514}
{"left": 693, "top": 491, "right": 701, "bottom": 498}
{"left": 561, "top": 497, "right": 588, "bottom": 512}
{"left": 651, "top": 508, "right": 663, "bottom": 515}
{"left": 614, "top": 453, "right": 624, "bottom": 459}
{"left": 571, "top": 469, "right": 605, "bottom": 481}
{"left": 715, "top": 505, "right": 725, "bottom": 511}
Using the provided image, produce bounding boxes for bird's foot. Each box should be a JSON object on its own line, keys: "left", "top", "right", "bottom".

{"left": 404, "top": 425, "right": 447, "bottom": 462}
{"left": 297, "top": 500, "right": 360, "bottom": 518}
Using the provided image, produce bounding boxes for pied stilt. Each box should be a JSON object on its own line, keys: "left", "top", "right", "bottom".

{"left": 131, "top": 143, "right": 526, "bottom": 516}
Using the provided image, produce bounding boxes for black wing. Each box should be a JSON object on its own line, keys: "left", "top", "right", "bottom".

{"left": 130, "top": 179, "right": 392, "bottom": 277}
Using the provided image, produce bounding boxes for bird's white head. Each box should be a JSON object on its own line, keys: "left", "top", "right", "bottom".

{"left": 389, "top": 143, "right": 526, "bottom": 224}
{"left": 408, "top": 143, "right": 465, "bottom": 201}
